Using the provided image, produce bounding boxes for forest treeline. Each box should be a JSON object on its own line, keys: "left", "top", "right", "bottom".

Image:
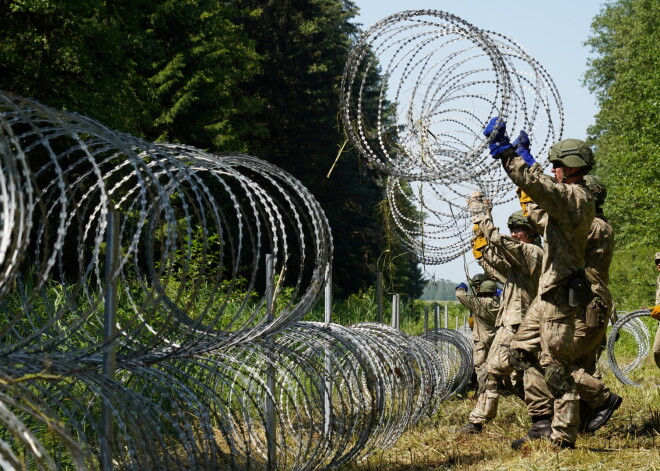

{"left": 584, "top": 0, "right": 659, "bottom": 309}
{"left": 419, "top": 279, "right": 460, "bottom": 302}
{"left": 0, "top": 0, "right": 424, "bottom": 299}
{"left": 0, "top": 0, "right": 657, "bottom": 307}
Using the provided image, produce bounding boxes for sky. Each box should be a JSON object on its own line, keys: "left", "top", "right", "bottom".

{"left": 352, "top": 0, "right": 608, "bottom": 284}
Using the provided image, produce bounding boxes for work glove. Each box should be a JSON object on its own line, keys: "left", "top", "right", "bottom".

{"left": 483, "top": 116, "right": 512, "bottom": 157}
{"left": 468, "top": 316, "right": 474, "bottom": 330}
{"left": 456, "top": 282, "right": 468, "bottom": 291}
{"left": 472, "top": 225, "right": 487, "bottom": 260}
{"left": 650, "top": 304, "right": 660, "bottom": 321}
{"left": 496, "top": 289, "right": 503, "bottom": 297}
{"left": 516, "top": 187, "right": 533, "bottom": 217}
{"left": 467, "top": 190, "right": 492, "bottom": 223}
{"left": 512, "top": 130, "right": 536, "bottom": 166}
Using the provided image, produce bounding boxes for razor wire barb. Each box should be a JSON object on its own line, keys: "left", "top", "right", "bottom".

{"left": 340, "top": 10, "right": 564, "bottom": 265}
{"left": 0, "top": 90, "right": 473, "bottom": 470}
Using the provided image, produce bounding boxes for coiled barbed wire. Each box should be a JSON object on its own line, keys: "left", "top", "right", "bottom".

{"left": 605, "top": 309, "right": 657, "bottom": 388}
{"left": 0, "top": 90, "right": 474, "bottom": 470}
{"left": 341, "top": 10, "right": 563, "bottom": 264}
{"left": 0, "top": 90, "right": 332, "bottom": 362}
{"left": 420, "top": 328, "right": 473, "bottom": 399}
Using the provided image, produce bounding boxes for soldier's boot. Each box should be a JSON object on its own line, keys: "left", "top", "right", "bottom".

{"left": 457, "top": 422, "right": 483, "bottom": 434}
{"left": 511, "top": 415, "right": 552, "bottom": 450}
{"left": 586, "top": 393, "right": 622, "bottom": 433}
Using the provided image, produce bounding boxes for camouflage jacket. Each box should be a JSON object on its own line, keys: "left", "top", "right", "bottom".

{"left": 656, "top": 273, "right": 660, "bottom": 305}
{"left": 475, "top": 212, "right": 543, "bottom": 327}
{"left": 585, "top": 215, "right": 614, "bottom": 311}
{"left": 455, "top": 288, "right": 499, "bottom": 345}
{"left": 500, "top": 149, "right": 595, "bottom": 296}
{"left": 479, "top": 244, "right": 509, "bottom": 284}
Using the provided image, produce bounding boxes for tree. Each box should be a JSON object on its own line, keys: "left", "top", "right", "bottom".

{"left": 235, "top": 0, "right": 425, "bottom": 297}
{"left": 583, "top": 0, "right": 660, "bottom": 308}
{"left": 0, "top": 0, "right": 262, "bottom": 148}
{"left": 0, "top": 0, "right": 426, "bottom": 298}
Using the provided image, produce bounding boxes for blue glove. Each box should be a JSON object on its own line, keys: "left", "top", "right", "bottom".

{"left": 456, "top": 282, "right": 469, "bottom": 291}
{"left": 512, "top": 130, "right": 536, "bottom": 166}
{"left": 483, "top": 117, "right": 512, "bottom": 157}
{"left": 496, "top": 288, "right": 503, "bottom": 297}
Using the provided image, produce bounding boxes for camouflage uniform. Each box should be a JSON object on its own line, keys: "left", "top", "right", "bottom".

{"left": 570, "top": 215, "right": 615, "bottom": 408}
{"left": 479, "top": 241, "right": 508, "bottom": 285}
{"left": 654, "top": 252, "right": 660, "bottom": 368}
{"left": 455, "top": 287, "right": 499, "bottom": 372}
{"left": 501, "top": 149, "right": 595, "bottom": 445}
{"left": 468, "top": 211, "right": 542, "bottom": 425}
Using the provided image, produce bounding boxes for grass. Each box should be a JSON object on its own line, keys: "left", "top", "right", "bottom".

{"left": 337, "top": 362, "right": 660, "bottom": 471}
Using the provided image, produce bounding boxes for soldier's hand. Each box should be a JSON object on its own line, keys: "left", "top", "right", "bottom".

{"left": 483, "top": 117, "right": 512, "bottom": 157}
{"left": 513, "top": 130, "right": 536, "bottom": 166}
{"left": 468, "top": 191, "right": 491, "bottom": 222}
{"left": 650, "top": 304, "right": 660, "bottom": 321}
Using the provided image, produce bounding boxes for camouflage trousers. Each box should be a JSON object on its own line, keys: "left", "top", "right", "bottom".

{"left": 571, "top": 303, "right": 611, "bottom": 409}
{"left": 472, "top": 340, "right": 489, "bottom": 371}
{"left": 469, "top": 325, "right": 523, "bottom": 424}
{"left": 472, "top": 321, "right": 497, "bottom": 371}
{"left": 654, "top": 324, "right": 660, "bottom": 369}
{"left": 510, "top": 288, "right": 582, "bottom": 444}
{"left": 510, "top": 289, "right": 616, "bottom": 443}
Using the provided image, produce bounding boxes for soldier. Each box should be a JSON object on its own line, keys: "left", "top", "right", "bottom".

{"left": 651, "top": 253, "right": 660, "bottom": 368}
{"left": 455, "top": 274, "right": 499, "bottom": 381}
{"left": 484, "top": 117, "right": 595, "bottom": 449}
{"left": 571, "top": 175, "right": 622, "bottom": 433}
{"left": 513, "top": 175, "right": 622, "bottom": 442}
{"left": 458, "top": 207, "right": 543, "bottom": 434}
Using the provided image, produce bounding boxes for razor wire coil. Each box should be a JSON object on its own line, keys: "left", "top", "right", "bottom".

{"left": 605, "top": 309, "right": 657, "bottom": 388}
{"left": 340, "top": 10, "right": 563, "bottom": 265}
{"left": 0, "top": 90, "right": 473, "bottom": 470}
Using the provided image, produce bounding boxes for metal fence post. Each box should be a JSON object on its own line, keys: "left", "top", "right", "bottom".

{"left": 324, "top": 266, "right": 332, "bottom": 436}
{"left": 377, "top": 271, "right": 383, "bottom": 323}
{"left": 444, "top": 304, "right": 449, "bottom": 329}
{"left": 101, "top": 209, "right": 119, "bottom": 471}
{"left": 265, "top": 254, "right": 276, "bottom": 471}
{"left": 424, "top": 305, "right": 428, "bottom": 336}
{"left": 391, "top": 294, "right": 400, "bottom": 330}
{"left": 434, "top": 304, "right": 440, "bottom": 333}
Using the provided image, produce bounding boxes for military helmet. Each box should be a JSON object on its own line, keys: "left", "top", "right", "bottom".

{"left": 583, "top": 175, "right": 607, "bottom": 207}
{"left": 471, "top": 273, "right": 487, "bottom": 285}
{"left": 548, "top": 139, "right": 594, "bottom": 168}
{"left": 479, "top": 279, "right": 497, "bottom": 294}
{"left": 507, "top": 210, "right": 534, "bottom": 232}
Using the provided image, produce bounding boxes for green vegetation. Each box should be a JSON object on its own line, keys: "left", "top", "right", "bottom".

{"left": 419, "top": 279, "right": 461, "bottom": 302}
{"left": 584, "top": 0, "right": 660, "bottom": 309}
{"left": 0, "top": 0, "right": 423, "bottom": 300}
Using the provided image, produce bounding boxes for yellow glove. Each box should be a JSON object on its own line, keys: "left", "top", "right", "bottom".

{"left": 516, "top": 187, "right": 533, "bottom": 217}
{"left": 468, "top": 316, "right": 474, "bottom": 330}
{"left": 471, "top": 224, "right": 487, "bottom": 259}
{"left": 650, "top": 305, "right": 660, "bottom": 321}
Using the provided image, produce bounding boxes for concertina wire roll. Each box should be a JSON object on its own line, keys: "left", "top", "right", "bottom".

{"left": 340, "top": 10, "right": 564, "bottom": 264}
{"left": 0, "top": 89, "right": 473, "bottom": 470}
